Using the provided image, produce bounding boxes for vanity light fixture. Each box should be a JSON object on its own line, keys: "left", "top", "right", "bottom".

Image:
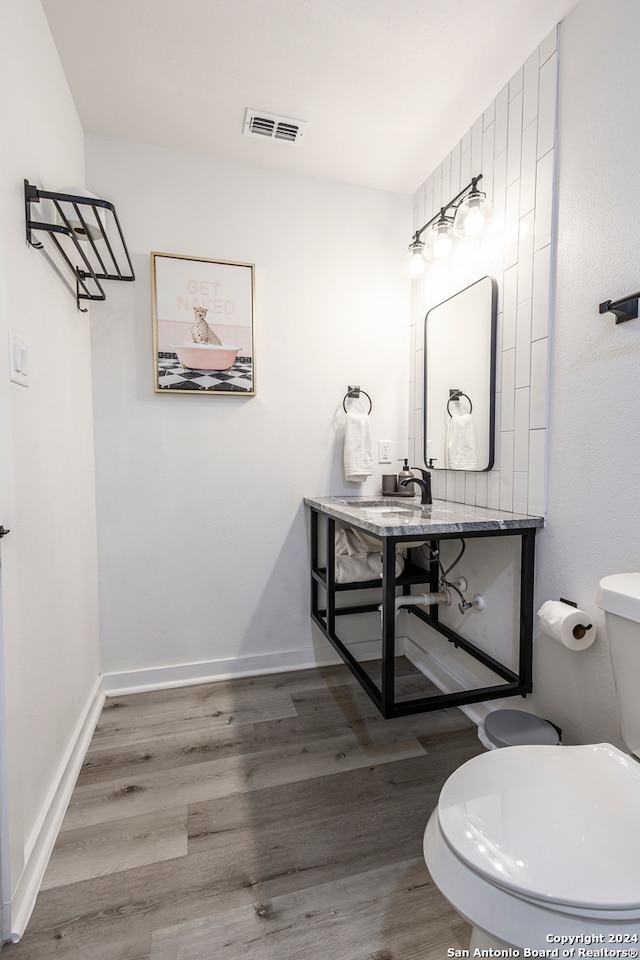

{"left": 406, "top": 173, "right": 488, "bottom": 278}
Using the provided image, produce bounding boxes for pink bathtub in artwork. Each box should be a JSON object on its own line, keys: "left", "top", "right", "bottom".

{"left": 170, "top": 343, "right": 241, "bottom": 371}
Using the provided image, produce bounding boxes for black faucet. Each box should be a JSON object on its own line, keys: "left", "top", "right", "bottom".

{"left": 400, "top": 466, "right": 432, "bottom": 505}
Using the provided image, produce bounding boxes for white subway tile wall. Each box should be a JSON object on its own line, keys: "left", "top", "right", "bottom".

{"left": 409, "top": 28, "right": 557, "bottom": 515}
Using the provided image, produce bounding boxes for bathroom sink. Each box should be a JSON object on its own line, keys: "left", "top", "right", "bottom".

{"left": 339, "top": 498, "right": 413, "bottom": 508}
{"left": 337, "top": 499, "right": 420, "bottom": 518}
{"left": 361, "top": 506, "right": 414, "bottom": 516}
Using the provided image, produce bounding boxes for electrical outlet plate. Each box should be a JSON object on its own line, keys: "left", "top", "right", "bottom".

{"left": 378, "top": 441, "right": 392, "bottom": 463}
{"left": 8, "top": 332, "right": 28, "bottom": 387}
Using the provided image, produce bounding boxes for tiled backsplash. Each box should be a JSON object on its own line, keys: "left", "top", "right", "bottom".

{"left": 409, "top": 28, "right": 557, "bottom": 516}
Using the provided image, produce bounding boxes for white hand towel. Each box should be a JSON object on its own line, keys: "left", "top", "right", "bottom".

{"left": 445, "top": 403, "right": 478, "bottom": 470}
{"left": 335, "top": 527, "right": 383, "bottom": 558}
{"left": 334, "top": 526, "right": 405, "bottom": 583}
{"left": 335, "top": 554, "right": 405, "bottom": 584}
{"left": 335, "top": 527, "right": 410, "bottom": 560}
{"left": 344, "top": 411, "right": 373, "bottom": 482}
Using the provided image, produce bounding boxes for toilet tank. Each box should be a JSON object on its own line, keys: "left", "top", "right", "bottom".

{"left": 597, "top": 573, "right": 640, "bottom": 758}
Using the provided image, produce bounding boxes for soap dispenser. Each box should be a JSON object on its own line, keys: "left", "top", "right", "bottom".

{"left": 396, "top": 459, "right": 414, "bottom": 496}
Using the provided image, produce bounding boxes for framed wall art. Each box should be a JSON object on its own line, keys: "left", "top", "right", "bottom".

{"left": 151, "top": 251, "right": 255, "bottom": 395}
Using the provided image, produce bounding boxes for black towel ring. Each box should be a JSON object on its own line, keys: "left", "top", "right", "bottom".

{"left": 447, "top": 391, "right": 472, "bottom": 416}
{"left": 343, "top": 388, "right": 372, "bottom": 414}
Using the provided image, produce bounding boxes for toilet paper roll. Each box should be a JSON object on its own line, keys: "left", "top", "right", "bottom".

{"left": 56, "top": 187, "right": 107, "bottom": 242}
{"left": 537, "top": 600, "right": 595, "bottom": 651}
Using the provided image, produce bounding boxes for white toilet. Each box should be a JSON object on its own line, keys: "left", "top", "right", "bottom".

{"left": 424, "top": 573, "right": 640, "bottom": 949}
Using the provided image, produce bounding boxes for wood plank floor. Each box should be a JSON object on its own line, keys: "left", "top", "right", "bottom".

{"left": 5, "top": 661, "right": 484, "bottom": 960}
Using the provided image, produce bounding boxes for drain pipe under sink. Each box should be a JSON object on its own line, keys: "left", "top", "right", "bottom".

{"left": 379, "top": 590, "right": 452, "bottom": 618}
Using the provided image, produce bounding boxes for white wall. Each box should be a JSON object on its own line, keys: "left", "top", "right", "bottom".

{"left": 530, "top": 0, "right": 640, "bottom": 747}
{"left": 0, "top": 0, "right": 103, "bottom": 938}
{"left": 85, "top": 136, "right": 410, "bottom": 689}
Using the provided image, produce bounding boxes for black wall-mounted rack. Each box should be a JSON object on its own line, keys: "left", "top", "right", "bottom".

{"left": 599, "top": 291, "right": 639, "bottom": 324}
{"left": 24, "top": 180, "right": 135, "bottom": 312}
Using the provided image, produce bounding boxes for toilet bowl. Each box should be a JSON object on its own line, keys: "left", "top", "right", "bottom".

{"left": 424, "top": 573, "right": 640, "bottom": 948}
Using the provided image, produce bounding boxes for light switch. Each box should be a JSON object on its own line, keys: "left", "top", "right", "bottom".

{"left": 8, "top": 332, "right": 28, "bottom": 387}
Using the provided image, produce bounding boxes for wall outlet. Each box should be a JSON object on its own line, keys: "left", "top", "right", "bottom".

{"left": 378, "top": 441, "right": 392, "bottom": 463}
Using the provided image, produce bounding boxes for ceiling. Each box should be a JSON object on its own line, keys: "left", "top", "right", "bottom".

{"left": 40, "top": 0, "right": 579, "bottom": 195}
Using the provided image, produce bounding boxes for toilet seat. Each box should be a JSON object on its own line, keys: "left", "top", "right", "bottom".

{"left": 438, "top": 743, "right": 640, "bottom": 911}
{"left": 424, "top": 809, "right": 640, "bottom": 951}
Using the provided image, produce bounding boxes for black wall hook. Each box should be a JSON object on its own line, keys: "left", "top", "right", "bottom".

{"left": 599, "top": 293, "right": 639, "bottom": 324}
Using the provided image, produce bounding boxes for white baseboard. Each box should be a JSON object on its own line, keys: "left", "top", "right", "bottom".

{"left": 8, "top": 677, "right": 105, "bottom": 942}
{"left": 405, "top": 636, "right": 490, "bottom": 728}
{"left": 102, "top": 639, "right": 386, "bottom": 696}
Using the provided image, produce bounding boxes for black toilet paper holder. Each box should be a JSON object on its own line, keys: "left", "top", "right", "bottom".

{"left": 559, "top": 597, "right": 593, "bottom": 639}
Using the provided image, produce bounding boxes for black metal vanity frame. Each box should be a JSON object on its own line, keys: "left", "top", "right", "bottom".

{"left": 309, "top": 506, "right": 536, "bottom": 719}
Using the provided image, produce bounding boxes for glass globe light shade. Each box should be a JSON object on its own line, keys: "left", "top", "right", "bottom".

{"left": 405, "top": 237, "right": 426, "bottom": 278}
{"left": 426, "top": 217, "right": 454, "bottom": 260}
{"left": 453, "top": 191, "right": 491, "bottom": 239}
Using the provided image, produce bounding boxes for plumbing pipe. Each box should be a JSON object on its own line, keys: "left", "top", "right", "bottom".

{"left": 378, "top": 590, "right": 451, "bottom": 617}
{"left": 458, "top": 593, "right": 485, "bottom": 614}
{"left": 396, "top": 591, "right": 451, "bottom": 612}
{"left": 450, "top": 576, "right": 467, "bottom": 592}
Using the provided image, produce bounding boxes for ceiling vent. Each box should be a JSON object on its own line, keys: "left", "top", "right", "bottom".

{"left": 243, "top": 109, "right": 308, "bottom": 145}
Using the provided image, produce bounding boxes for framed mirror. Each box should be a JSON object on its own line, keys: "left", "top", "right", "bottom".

{"left": 423, "top": 275, "right": 497, "bottom": 471}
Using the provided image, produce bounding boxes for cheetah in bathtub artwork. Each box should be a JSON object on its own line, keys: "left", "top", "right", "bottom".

{"left": 152, "top": 252, "right": 254, "bottom": 395}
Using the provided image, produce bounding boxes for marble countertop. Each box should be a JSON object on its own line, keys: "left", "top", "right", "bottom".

{"left": 304, "top": 495, "right": 544, "bottom": 537}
